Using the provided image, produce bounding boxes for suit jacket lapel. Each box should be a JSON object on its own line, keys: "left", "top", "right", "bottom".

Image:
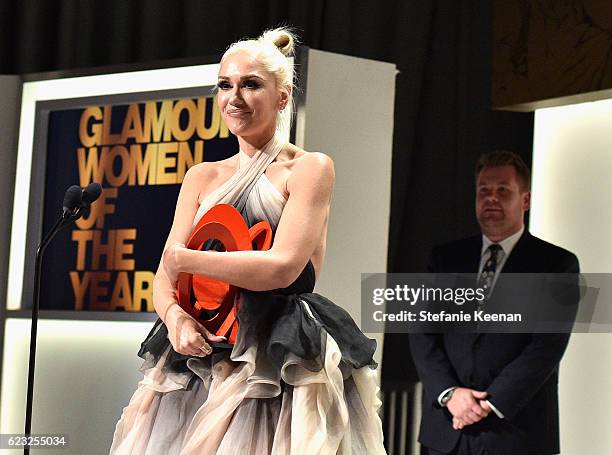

{"left": 462, "top": 236, "right": 482, "bottom": 343}
{"left": 500, "top": 230, "right": 532, "bottom": 273}
{"left": 465, "top": 235, "right": 482, "bottom": 274}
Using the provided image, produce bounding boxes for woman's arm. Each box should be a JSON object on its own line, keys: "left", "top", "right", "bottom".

{"left": 165, "top": 152, "right": 334, "bottom": 291}
{"left": 154, "top": 164, "right": 227, "bottom": 354}
{"left": 152, "top": 164, "right": 202, "bottom": 323}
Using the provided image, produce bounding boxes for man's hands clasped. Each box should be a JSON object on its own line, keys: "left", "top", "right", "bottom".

{"left": 446, "top": 387, "right": 491, "bottom": 430}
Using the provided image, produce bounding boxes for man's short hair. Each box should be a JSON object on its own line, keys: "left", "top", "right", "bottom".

{"left": 475, "top": 150, "right": 531, "bottom": 191}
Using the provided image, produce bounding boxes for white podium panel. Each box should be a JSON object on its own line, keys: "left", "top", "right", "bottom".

{"left": 297, "top": 49, "right": 396, "bottom": 366}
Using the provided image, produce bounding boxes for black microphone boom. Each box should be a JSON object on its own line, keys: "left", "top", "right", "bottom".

{"left": 23, "top": 182, "right": 101, "bottom": 455}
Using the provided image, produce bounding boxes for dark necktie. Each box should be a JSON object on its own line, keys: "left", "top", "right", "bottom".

{"left": 478, "top": 243, "right": 502, "bottom": 301}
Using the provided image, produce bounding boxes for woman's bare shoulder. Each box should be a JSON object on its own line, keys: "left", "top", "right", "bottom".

{"left": 182, "top": 155, "right": 238, "bottom": 204}
{"left": 281, "top": 144, "right": 333, "bottom": 170}
{"left": 294, "top": 148, "right": 334, "bottom": 176}
{"left": 187, "top": 155, "right": 236, "bottom": 178}
{"left": 281, "top": 146, "right": 334, "bottom": 197}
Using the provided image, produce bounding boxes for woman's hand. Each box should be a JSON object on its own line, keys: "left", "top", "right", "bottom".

{"left": 162, "top": 242, "right": 186, "bottom": 285}
{"left": 164, "top": 305, "right": 226, "bottom": 357}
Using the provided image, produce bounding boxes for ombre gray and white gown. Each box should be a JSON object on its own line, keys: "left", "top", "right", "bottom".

{"left": 110, "top": 137, "right": 386, "bottom": 455}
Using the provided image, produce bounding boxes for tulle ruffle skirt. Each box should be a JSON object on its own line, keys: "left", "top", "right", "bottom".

{"left": 110, "top": 292, "right": 386, "bottom": 454}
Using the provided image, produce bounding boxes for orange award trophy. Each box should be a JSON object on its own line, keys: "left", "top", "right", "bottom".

{"left": 176, "top": 204, "right": 272, "bottom": 345}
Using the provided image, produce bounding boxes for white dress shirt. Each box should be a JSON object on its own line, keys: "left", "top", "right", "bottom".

{"left": 478, "top": 225, "right": 525, "bottom": 284}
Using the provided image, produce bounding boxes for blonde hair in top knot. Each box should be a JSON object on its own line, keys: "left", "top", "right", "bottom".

{"left": 221, "top": 27, "right": 298, "bottom": 141}
{"left": 260, "top": 27, "right": 295, "bottom": 57}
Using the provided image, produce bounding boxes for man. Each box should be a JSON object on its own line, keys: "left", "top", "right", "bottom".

{"left": 410, "top": 151, "right": 579, "bottom": 455}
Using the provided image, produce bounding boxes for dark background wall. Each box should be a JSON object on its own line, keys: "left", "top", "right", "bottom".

{"left": 0, "top": 0, "right": 533, "bottom": 385}
{"left": 493, "top": 0, "right": 612, "bottom": 109}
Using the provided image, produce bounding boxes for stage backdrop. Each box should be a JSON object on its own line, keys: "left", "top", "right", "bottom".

{"left": 40, "top": 97, "right": 236, "bottom": 312}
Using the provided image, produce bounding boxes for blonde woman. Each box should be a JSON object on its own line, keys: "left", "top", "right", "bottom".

{"left": 111, "top": 28, "right": 386, "bottom": 455}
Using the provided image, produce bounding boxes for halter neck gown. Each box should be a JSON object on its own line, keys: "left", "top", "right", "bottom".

{"left": 110, "top": 137, "right": 386, "bottom": 454}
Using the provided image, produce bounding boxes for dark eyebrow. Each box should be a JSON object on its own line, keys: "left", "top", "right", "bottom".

{"left": 217, "top": 74, "right": 265, "bottom": 81}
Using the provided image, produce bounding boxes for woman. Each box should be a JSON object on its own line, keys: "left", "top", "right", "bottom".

{"left": 111, "top": 28, "right": 386, "bottom": 455}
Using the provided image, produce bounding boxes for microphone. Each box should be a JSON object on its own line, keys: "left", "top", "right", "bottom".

{"left": 26, "top": 181, "right": 100, "bottom": 451}
{"left": 79, "top": 182, "right": 102, "bottom": 219}
{"left": 60, "top": 182, "right": 102, "bottom": 225}
{"left": 62, "top": 185, "right": 83, "bottom": 218}
{"left": 82, "top": 182, "right": 102, "bottom": 206}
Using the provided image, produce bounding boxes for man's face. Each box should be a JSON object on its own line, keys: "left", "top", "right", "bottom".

{"left": 475, "top": 165, "right": 530, "bottom": 241}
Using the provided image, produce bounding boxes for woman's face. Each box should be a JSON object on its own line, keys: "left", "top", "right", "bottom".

{"left": 217, "top": 50, "right": 287, "bottom": 141}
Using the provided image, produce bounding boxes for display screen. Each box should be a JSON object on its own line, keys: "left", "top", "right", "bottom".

{"left": 39, "top": 95, "right": 237, "bottom": 311}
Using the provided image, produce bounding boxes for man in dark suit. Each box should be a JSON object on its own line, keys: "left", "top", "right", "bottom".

{"left": 410, "top": 151, "right": 579, "bottom": 455}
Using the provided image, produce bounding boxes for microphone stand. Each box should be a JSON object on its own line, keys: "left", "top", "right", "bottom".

{"left": 23, "top": 207, "right": 83, "bottom": 455}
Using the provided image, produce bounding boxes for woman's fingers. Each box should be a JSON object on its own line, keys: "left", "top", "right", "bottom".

{"left": 167, "top": 308, "right": 228, "bottom": 356}
{"left": 197, "top": 343, "right": 212, "bottom": 356}
{"left": 185, "top": 333, "right": 211, "bottom": 356}
{"left": 171, "top": 318, "right": 214, "bottom": 357}
{"left": 197, "top": 323, "right": 227, "bottom": 343}
{"left": 180, "top": 340, "right": 211, "bottom": 357}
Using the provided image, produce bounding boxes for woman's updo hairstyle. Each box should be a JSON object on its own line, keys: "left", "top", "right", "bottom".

{"left": 221, "top": 27, "right": 297, "bottom": 141}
